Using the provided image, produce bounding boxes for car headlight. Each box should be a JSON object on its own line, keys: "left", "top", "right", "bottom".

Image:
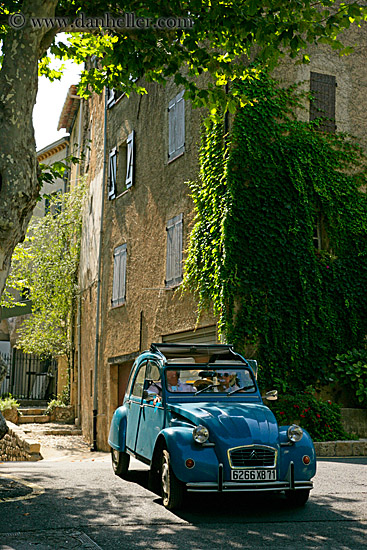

{"left": 192, "top": 425, "right": 209, "bottom": 444}
{"left": 287, "top": 424, "right": 303, "bottom": 443}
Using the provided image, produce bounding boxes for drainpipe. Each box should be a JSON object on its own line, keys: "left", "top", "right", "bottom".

{"left": 92, "top": 87, "right": 108, "bottom": 451}
{"left": 76, "top": 294, "right": 81, "bottom": 426}
{"left": 76, "top": 100, "right": 84, "bottom": 183}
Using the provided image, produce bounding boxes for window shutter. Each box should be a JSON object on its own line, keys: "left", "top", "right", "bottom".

{"left": 108, "top": 148, "right": 117, "bottom": 200}
{"left": 175, "top": 91, "right": 185, "bottom": 157}
{"left": 166, "top": 213, "right": 183, "bottom": 287}
{"left": 168, "top": 91, "right": 185, "bottom": 161}
{"left": 125, "top": 131, "right": 134, "bottom": 188}
{"left": 310, "top": 72, "right": 336, "bottom": 132}
{"left": 168, "top": 98, "right": 176, "bottom": 160}
{"left": 107, "top": 88, "right": 115, "bottom": 108}
{"left": 112, "top": 244, "right": 127, "bottom": 306}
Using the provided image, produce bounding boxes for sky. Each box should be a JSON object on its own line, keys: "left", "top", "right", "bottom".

{"left": 33, "top": 59, "right": 83, "bottom": 151}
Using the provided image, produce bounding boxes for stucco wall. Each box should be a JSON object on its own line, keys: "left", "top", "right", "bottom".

{"left": 76, "top": 82, "right": 218, "bottom": 449}
{"left": 76, "top": 24, "right": 367, "bottom": 449}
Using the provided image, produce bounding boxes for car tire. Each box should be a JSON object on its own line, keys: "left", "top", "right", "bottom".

{"left": 160, "top": 449, "right": 184, "bottom": 510}
{"left": 285, "top": 489, "right": 310, "bottom": 506}
{"left": 111, "top": 447, "right": 130, "bottom": 478}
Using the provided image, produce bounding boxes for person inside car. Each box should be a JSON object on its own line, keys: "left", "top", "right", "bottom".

{"left": 148, "top": 370, "right": 195, "bottom": 405}
{"left": 218, "top": 371, "right": 239, "bottom": 392}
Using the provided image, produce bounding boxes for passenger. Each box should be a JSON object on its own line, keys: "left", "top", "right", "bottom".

{"left": 149, "top": 370, "right": 195, "bottom": 404}
{"left": 218, "top": 371, "right": 239, "bottom": 392}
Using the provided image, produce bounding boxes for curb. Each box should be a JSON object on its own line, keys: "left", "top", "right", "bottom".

{"left": 314, "top": 439, "right": 367, "bottom": 457}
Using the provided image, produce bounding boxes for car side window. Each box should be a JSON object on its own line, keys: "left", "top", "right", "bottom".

{"left": 146, "top": 361, "right": 161, "bottom": 384}
{"left": 130, "top": 364, "right": 146, "bottom": 399}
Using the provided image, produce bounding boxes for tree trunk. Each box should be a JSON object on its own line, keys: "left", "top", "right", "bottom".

{"left": 0, "top": 0, "right": 58, "bottom": 298}
{"left": 0, "top": 356, "right": 8, "bottom": 439}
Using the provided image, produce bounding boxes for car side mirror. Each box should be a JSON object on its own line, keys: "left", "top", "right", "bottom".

{"left": 264, "top": 390, "right": 278, "bottom": 401}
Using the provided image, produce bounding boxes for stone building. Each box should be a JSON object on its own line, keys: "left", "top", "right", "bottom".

{"left": 61, "top": 22, "right": 367, "bottom": 450}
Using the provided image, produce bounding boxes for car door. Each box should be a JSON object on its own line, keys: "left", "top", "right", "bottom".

{"left": 135, "top": 360, "right": 165, "bottom": 460}
{"left": 125, "top": 361, "right": 146, "bottom": 453}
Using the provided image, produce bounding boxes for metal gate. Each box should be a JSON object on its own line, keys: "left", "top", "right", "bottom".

{"left": 0, "top": 349, "right": 57, "bottom": 400}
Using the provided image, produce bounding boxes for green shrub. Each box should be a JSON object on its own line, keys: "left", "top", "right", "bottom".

{"left": 0, "top": 395, "right": 20, "bottom": 412}
{"left": 45, "top": 385, "right": 70, "bottom": 415}
{"left": 332, "top": 349, "right": 367, "bottom": 408}
{"left": 268, "top": 388, "right": 354, "bottom": 442}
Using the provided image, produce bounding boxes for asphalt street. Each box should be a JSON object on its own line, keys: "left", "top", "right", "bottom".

{"left": 0, "top": 453, "right": 366, "bottom": 549}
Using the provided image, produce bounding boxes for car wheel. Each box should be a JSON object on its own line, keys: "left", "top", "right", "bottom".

{"left": 285, "top": 489, "right": 310, "bottom": 506}
{"left": 160, "top": 449, "right": 184, "bottom": 510}
{"left": 111, "top": 447, "right": 130, "bottom": 478}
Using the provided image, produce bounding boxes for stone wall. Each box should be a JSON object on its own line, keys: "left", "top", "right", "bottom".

{"left": 341, "top": 408, "right": 367, "bottom": 438}
{"left": 0, "top": 421, "right": 41, "bottom": 461}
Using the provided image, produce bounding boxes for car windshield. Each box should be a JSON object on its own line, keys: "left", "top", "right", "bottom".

{"left": 163, "top": 366, "right": 256, "bottom": 395}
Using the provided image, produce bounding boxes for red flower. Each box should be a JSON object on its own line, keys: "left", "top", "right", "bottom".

{"left": 294, "top": 404, "right": 299, "bottom": 409}
{"left": 300, "top": 414, "right": 305, "bottom": 418}
{"left": 279, "top": 411, "right": 285, "bottom": 415}
{"left": 316, "top": 413, "right": 321, "bottom": 418}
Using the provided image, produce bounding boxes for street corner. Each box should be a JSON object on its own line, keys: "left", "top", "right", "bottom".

{"left": 0, "top": 473, "right": 44, "bottom": 503}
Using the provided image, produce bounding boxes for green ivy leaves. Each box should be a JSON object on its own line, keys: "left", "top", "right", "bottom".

{"left": 184, "top": 73, "right": 367, "bottom": 391}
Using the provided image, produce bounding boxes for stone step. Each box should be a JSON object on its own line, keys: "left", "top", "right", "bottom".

{"left": 18, "top": 415, "right": 51, "bottom": 424}
{"left": 19, "top": 408, "right": 47, "bottom": 416}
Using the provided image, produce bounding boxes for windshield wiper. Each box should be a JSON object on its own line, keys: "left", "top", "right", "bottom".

{"left": 227, "top": 384, "right": 255, "bottom": 396}
{"left": 195, "top": 383, "right": 221, "bottom": 395}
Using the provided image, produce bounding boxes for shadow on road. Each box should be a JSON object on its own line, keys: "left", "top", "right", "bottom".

{"left": 0, "top": 459, "right": 366, "bottom": 550}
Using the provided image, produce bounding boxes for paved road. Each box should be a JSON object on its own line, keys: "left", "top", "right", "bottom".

{"left": 0, "top": 453, "right": 366, "bottom": 549}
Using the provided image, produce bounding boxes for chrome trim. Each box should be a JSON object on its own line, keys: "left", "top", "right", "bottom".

{"left": 186, "top": 480, "right": 313, "bottom": 493}
{"left": 227, "top": 444, "right": 278, "bottom": 469}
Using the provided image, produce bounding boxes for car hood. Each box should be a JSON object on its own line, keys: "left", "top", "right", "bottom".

{"left": 169, "top": 401, "right": 279, "bottom": 448}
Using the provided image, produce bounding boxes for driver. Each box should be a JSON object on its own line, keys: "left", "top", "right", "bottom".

{"left": 148, "top": 370, "right": 195, "bottom": 400}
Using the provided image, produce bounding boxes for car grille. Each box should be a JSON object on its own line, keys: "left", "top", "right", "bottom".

{"left": 229, "top": 446, "right": 276, "bottom": 468}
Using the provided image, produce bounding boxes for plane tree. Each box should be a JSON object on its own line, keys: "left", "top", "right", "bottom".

{"left": 0, "top": 0, "right": 366, "bottom": 302}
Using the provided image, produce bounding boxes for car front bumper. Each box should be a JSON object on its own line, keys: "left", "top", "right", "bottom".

{"left": 185, "top": 461, "right": 313, "bottom": 493}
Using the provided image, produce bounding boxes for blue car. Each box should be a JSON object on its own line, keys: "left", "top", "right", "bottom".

{"left": 108, "top": 343, "right": 316, "bottom": 510}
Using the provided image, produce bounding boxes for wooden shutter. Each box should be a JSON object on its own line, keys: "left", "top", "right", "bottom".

{"left": 125, "top": 131, "right": 134, "bottom": 188}
{"left": 108, "top": 147, "right": 117, "bottom": 200}
{"left": 175, "top": 91, "right": 185, "bottom": 157}
{"left": 310, "top": 72, "right": 336, "bottom": 132}
{"left": 168, "top": 98, "right": 176, "bottom": 160}
{"left": 166, "top": 213, "right": 183, "bottom": 287}
{"left": 112, "top": 244, "right": 127, "bottom": 306}
{"left": 168, "top": 91, "right": 185, "bottom": 161}
{"left": 107, "top": 88, "right": 116, "bottom": 108}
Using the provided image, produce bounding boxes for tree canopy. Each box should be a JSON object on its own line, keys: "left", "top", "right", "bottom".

{"left": 0, "top": 0, "right": 366, "bottom": 301}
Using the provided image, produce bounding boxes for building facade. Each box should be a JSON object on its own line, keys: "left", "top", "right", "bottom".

{"left": 61, "top": 22, "right": 367, "bottom": 450}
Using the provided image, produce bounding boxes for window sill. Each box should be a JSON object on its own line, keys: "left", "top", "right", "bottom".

{"left": 165, "top": 282, "right": 182, "bottom": 291}
{"left": 111, "top": 301, "right": 126, "bottom": 309}
{"left": 167, "top": 151, "right": 185, "bottom": 165}
{"left": 115, "top": 188, "right": 130, "bottom": 200}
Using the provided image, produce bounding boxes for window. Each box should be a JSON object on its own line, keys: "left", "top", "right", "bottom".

{"left": 310, "top": 72, "right": 336, "bottom": 133}
{"left": 44, "top": 191, "right": 62, "bottom": 216}
{"left": 168, "top": 91, "right": 185, "bottom": 161}
{"left": 130, "top": 364, "right": 146, "bottom": 398}
{"left": 165, "top": 213, "right": 183, "bottom": 287}
{"left": 106, "top": 87, "right": 123, "bottom": 108}
{"left": 125, "top": 131, "right": 134, "bottom": 189}
{"left": 84, "top": 119, "right": 92, "bottom": 172}
{"left": 108, "top": 131, "right": 134, "bottom": 200}
{"left": 312, "top": 212, "right": 322, "bottom": 249}
{"left": 112, "top": 244, "right": 127, "bottom": 307}
{"left": 108, "top": 147, "right": 117, "bottom": 200}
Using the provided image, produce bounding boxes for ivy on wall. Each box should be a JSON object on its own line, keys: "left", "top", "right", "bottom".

{"left": 184, "top": 73, "right": 367, "bottom": 389}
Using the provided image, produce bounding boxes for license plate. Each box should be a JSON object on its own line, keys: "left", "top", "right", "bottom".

{"left": 231, "top": 469, "right": 277, "bottom": 481}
